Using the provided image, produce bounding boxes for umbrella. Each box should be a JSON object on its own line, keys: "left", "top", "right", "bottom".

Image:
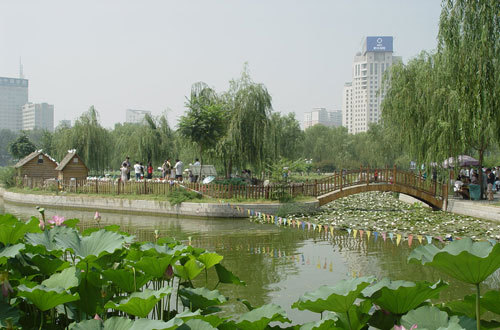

{"left": 442, "top": 155, "right": 480, "bottom": 168}
{"left": 202, "top": 176, "right": 215, "bottom": 184}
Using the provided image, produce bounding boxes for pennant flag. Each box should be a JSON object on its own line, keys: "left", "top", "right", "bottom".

{"left": 312, "top": 223, "right": 317, "bottom": 231}
{"left": 301, "top": 221, "right": 305, "bottom": 230}
{"left": 353, "top": 229, "right": 358, "bottom": 238}
{"left": 301, "top": 254, "right": 305, "bottom": 263}
{"left": 274, "top": 249, "right": 277, "bottom": 257}
{"left": 389, "top": 232, "right": 394, "bottom": 241}
{"left": 317, "top": 260, "right": 321, "bottom": 269}
{"left": 359, "top": 230, "right": 364, "bottom": 239}
{"left": 426, "top": 236, "right": 433, "bottom": 244}
{"left": 437, "top": 236, "right": 444, "bottom": 243}
{"left": 374, "top": 232, "right": 378, "bottom": 242}
{"left": 329, "top": 261, "right": 333, "bottom": 272}
{"left": 247, "top": 210, "right": 250, "bottom": 215}
{"left": 292, "top": 220, "right": 296, "bottom": 228}
{"left": 408, "top": 235, "right": 413, "bottom": 247}
{"left": 278, "top": 218, "right": 282, "bottom": 225}
{"left": 307, "top": 222, "right": 311, "bottom": 231}
{"left": 318, "top": 224, "right": 322, "bottom": 233}
{"left": 330, "top": 226, "right": 334, "bottom": 236}
{"left": 396, "top": 234, "right": 402, "bottom": 246}
{"left": 488, "top": 239, "right": 497, "bottom": 245}
{"left": 347, "top": 228, "right": 352, "bottom": 235}
{"left": 417, "top": 235, "right": 423, "bottom": 244}
{"left": 283, "top": 218, "right": 287, "bottom": 226}
{"left": 323, "top": 260, "right": 327, "bottom": 269}
{"left": 367, "top": 231, "right": 371, "bottom": 240}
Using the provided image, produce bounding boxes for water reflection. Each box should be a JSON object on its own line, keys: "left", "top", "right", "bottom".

{"left": 1, "top": 198, "right": 497, "bottom": 323}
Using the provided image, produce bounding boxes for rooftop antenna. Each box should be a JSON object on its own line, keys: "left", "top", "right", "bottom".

{"left": 19, "top": 57, "right": 24, "bottom": 79}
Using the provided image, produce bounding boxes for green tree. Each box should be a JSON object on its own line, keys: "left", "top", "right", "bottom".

{"left": 178, "top": 82, "right": 227, "bottom": 168}
{"left": 266, "top": 112, "right": 303, "bottom": 163}
{"left": 0, "top": 129, "right": 19, "bottom": 165}
{"left": 8, "top": 133, "right": 36, "bottom": 160}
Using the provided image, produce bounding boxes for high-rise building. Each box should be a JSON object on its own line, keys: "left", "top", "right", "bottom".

{"left": 303, "top": 108, "right": 342, "bottom": 129}
{"left": 125, "top": 109, "right": 152, "bottom": 124}
{"left": 22, "top": 102, "right": 54, "bottom": 132}
{"left": 342, "top": 36, "right": 402, "bottom": 134}
{"left": 0, "top": 76, "right": 29, "bottom": 131}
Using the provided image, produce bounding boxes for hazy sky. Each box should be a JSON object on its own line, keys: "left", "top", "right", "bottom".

{"left": 0, "top": 1, "right": 442, "bottom": 128}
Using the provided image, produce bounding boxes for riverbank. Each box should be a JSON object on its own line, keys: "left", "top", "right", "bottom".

{"left": 0, "top": 187, "right": 319, "bottom": 218}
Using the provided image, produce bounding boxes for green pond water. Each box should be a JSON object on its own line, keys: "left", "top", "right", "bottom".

{"left": 1, "top": 196, "right": 499, "bottom": 324}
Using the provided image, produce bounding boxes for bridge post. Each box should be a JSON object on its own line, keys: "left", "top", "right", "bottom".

{"left": 367, "top": 166, "right": 370, "bottom": 186}
{"left": 393, "top": 165, "right": 397, "bottom": 185}
{"left": 314, "top": 179, "right": 317, "bottom": 196}
{"left": 340, "top": 171, "right": 343, "bottom": 191}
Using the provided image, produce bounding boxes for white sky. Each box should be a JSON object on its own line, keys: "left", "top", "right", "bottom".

{"left": 0, "top": 1, "right": 441, "bottom": 128}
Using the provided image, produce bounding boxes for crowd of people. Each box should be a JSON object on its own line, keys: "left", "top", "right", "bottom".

{"left": 453, "top": 166, "right": 500, "bottom": 201}
{"left": 119, "top": 157, "right": 191, "bottom": 182}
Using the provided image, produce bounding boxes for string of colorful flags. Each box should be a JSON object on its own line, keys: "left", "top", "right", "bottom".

{"left": 216, "top": 200, "right": 498, "bottom": 246}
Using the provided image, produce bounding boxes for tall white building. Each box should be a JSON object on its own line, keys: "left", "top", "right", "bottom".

{"left": 22, "top": 102, "right": 54, "bottom": 131}
{"left": 0, "top": 77, "right": 29, "bottom": 131}
{"left": 303, "top": 108, "right": 342, "bottom": 129}
{"left": 126, "top": 109, "right": 152, "bottom": 124}
{"left": 342, "top": 36, "right": 402, "bottom": 134}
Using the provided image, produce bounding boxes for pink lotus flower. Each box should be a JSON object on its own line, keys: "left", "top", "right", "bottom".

{"left": 39, "top": 219, "right": 45, "bottom": 230}
{"left": 48, "top": 215, "right": 65, "bottom": 227}
{"left": 394, "top": 325, "right": 417, "bottom": 330}
{"left": 0, "top": 272, "right": 13, "bottom": 298}
{"left": 93, "top": 314, "right": 102, "bottom": 321}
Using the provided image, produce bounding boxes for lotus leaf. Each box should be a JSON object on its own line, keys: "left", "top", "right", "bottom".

{"left": 334, "top": 299, "right": 372, "bottom": 330}
{"left": 55, "top": 229, "right": 127, "bottom": 259}
{"left": 42, "top": 266, "right": 81, "bottom": 290}
{"left": 104, "top": 287, "right": 172, "bottom": 318}
{"left": 69, "top": 317, "right": 174, "bottom": 330}
{"left": 25, "top": 226, "right": 78, "bottom": 252}
{"left": 400, "top": 306, "right": 463, "bottom": 330}
{"left": 226, "top": 304, "right": 291, "bottom": 330}
{"left": 0, "top": 243, "right": 24, "bottom": 265}
{"left": 0, "top": 299, "right": 19, "bottom": 328}
{"left": 28, "top": 254, "right": 69, "bottom": 275}
{"left": 443, "top": 294, "right": 482, "bottom": 318}
{"left": 292, "top": 276, "right": 374, "bottom": 313}
{"left": 140, "top": 242, "right": 175, "bottom": 255}
{"left": 480, "top": 290, "right": 500, "bottom": 315}
{"left": 299, "top": 319, "right": 340, "bottom": 330}
{"left": 362, "top": 278, "right": 448, "bottom": 314}
{"left": 179, "top": 287, "right": 227, "bottom": 310}
{"left": 0, "top": 215, "right": 40, "bottom": 245}
{"left": 408, "top": 238, "right": 500, "bottom": 284}
{"left": 214, "top": 264, "right": 246, "bottom": 285}
{"left": 63, "top": 218, "right": 80, "bottom": 228}
{"left": 197, "top": 252, "right": 223, "bottom": 269}
{"left": 135, "top": 255, "right": 175, "bottom": 278}
{"left": 74, "top": 272, "right": 103, "bottom": 315}
{"left": 177, "top": 319, "right": 217, "bottom": 330}
{"left": 174, "top": 258, "right": 205, "bottom": 280}
{"left": 17, "top": 284, "right": 80, "bottom": 311}
{"left": 102, "top": 268, "right": 151, "bottom": 292}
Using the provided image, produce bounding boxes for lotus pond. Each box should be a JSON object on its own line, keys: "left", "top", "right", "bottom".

{"left": 1, "top": 195, "right": 500, "bottom": 329}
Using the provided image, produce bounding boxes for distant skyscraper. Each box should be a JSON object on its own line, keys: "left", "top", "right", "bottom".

{"left": 126, "top": 109, "right": 152, "bottom": 124}
{"left": 22, "top": 103, "right": 54, "bottom": 132}
{"left": 342, "top": 36, "right": 402, "bottom": 134}
{"left": 303, "top": 108, "right": 342, "bottom": 129}
{"left": 0, "top": 76, "right": 29, "bottom": 131}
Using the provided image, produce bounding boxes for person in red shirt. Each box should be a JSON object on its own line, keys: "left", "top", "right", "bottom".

{"left": 147, "top": 162, "right": 153, "bottom": 179}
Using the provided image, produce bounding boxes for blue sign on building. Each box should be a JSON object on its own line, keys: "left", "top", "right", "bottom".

{"left": 366, "top": 36, "right": 393, "bottom": 52}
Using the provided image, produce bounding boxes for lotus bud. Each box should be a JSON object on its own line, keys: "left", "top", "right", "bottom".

{"left": 154, "top": 230, "right": 160, "bottom": 240}
{"left": 0, "top": 272, "right": 13, "bottom": 298}
{"left": 94, "top": 314, "right": 102, "bottom": 321}
{"left": 38, "top": 219, "right": 45, "bottom": 230}
{"left": 164, "top": 264, "right": 174, "bottom": 280}
{"left": 94, "top": 211, "right": 101, "bottom": 223}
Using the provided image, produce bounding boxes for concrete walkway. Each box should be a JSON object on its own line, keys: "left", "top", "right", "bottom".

{"left": 447, "top": 196, "right": 500, "bottom": 223}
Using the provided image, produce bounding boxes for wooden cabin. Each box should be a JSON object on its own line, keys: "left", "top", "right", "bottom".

{"left": 14, "top": 150, "right": 58, "bottom": 179}
{"left": 55, "top": 151, "right": 89, "bottom": 181}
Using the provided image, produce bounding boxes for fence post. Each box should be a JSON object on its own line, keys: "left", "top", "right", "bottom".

{"left": 117, "top": 179, "right": 121, "bottom": 195}
{"left": 340, "top": 171, "right": 343, "bottom": 191}
{"left": 367, "top": 166, "right": 370, "bottom": 186}
{"left": 393, "top": 165, "right": 397, "bottom": 185}
{"left": 144, "top": 179, "right": 147, "bottom": 195}
{"left": 314, "top": 180, "right": 318, "bottom": 196}
{"left": 95, "top": 179, "right": 98, "bottom": 194}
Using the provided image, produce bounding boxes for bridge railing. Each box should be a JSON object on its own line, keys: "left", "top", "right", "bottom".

{"left": 316, "top": 167, "right": 448, "bottom": 202}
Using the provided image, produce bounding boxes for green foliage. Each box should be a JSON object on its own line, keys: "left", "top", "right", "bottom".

{"left": 8, "top": 133, "right": 36, "bottom": 160}
{"left": 275, "top": 202, "right": 319, "bottom": 218}
{"left": 0, "top": 166, "right": 16, "bottom": 188}
{"left": 167, "top": 187, "right": 202, "bottom": 206}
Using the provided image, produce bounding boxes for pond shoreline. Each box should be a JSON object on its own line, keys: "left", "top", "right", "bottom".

{"left": 0, "top": 187, "right": 319, "bottom": 219}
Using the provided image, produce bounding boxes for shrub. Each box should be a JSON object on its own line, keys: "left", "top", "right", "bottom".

{"left": 276, "top": 202, "right": 319, "bottom": 217}
{"left": 0, "top": 166, "right": 16, "bottom": 188}
{"left": 167, "top": 187, "right": 202, "bottom": 205}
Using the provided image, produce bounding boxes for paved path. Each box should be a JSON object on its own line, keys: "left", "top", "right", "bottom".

{"left": 447, "top": 196, "right": 500, "bottom": 223}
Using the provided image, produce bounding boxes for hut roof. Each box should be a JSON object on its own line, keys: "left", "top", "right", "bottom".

{"left": 14, "top": 150, "right": 58, "bottom": 168}
{"left": 55, "top": 151, "right": 88, "bottom": 171}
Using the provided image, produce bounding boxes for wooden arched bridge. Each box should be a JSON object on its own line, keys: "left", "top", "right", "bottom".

{"left": 315, "top": 167, "right": 448, "bottom": 210}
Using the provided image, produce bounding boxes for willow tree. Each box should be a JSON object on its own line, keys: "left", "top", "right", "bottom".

{"left": 178, "top": 82, "right": 227, "bottom": 168}
{"left": 438, "top": 0, "right": 500, "bottom": 189}
{"left": 222, "top": 67, "right": 273, "bottom": 176}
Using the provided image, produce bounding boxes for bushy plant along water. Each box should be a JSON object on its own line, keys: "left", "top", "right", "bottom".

{"left": 1, "top": 210, "right": 500, "bottom": 329}
{"left": 272, "top": 192, "right": 500, "bottom": 241}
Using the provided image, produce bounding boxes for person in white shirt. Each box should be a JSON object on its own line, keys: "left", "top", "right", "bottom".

{"left": 193, "top": 158, "right": 201, "bottom": 182}
{"left": 174, "top": 159, "right": 184, "bottom": 181}
{"left": 134, "top": 161, "right": 142, "bottom": 180}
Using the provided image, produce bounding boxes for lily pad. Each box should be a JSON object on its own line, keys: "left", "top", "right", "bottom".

{"left": 135, "top": 255, "right": 175, "bottom": 278}
{"left": 25, "top": 226, "right": 78, "bottom": 252}
{"left": 292, "top": 276, "right": 374, "bottom": 313}
{"left": 42, "top": 266, "right": 81, "bottom": 290}
{"left": 179, "top": 287, "right": 227, "bottom": 311}
{"left": 55, "top": 229, "right": 127, "bottom": 259}
{"left": 197, "top": 252, "right": 223, "bottom": 269}
{"left": 0, "top": 243, "right": 24, "bottom": 265}
{"left": 17, "top": 284, "right": 80, "bottom": 311}
{"left": 104, "top": 287, "right": 171, "bottom": 318}
{"left": 408, "top": 238, "right": 500, "bottom": 284}
{"left": 214, "top": 264, "right": 246, "bottom": 285}
{"left": 400, "top": 306, "right": 462, "bottom": 330}
{"left": 362, "top": 278, "right": 448, "bottom": 314}
{"left": 225, "top": 304, "right": 291, "bottom": 330}
{"left": 0, "top": 215, "right": 40, "bottom": 245}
